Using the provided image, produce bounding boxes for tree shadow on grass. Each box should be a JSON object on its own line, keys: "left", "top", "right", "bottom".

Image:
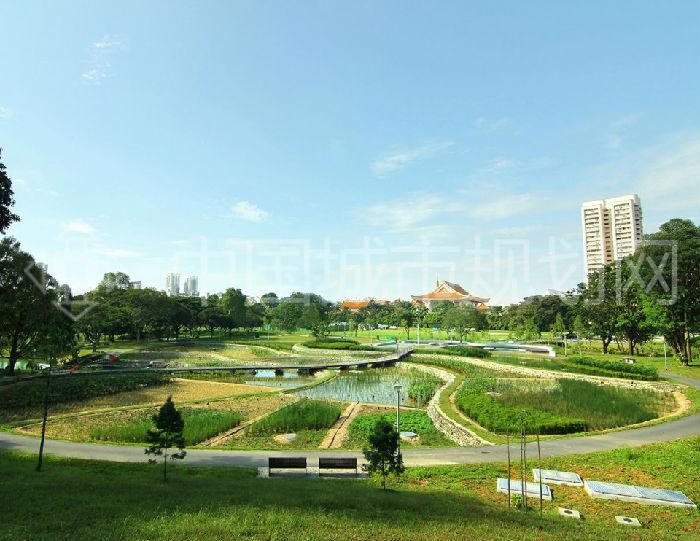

{"left": 0, "top": 452, "right": 589, "bottom": 541}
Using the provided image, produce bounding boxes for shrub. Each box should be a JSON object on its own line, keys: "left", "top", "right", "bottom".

{"left": 567, "top": 356, "right": 658, "bottom": 380}
{"left": 0, "top": 373, "right": 172, "bottom": 409}
{"left": 413, "top": 346, "right": 491, "bottom": 359}
{"left": 304, "top": 339, "right": 377, "bottom": 351}
{"left": 248, "top": 400, "right": 341, "bottom": 434}
{"left": 405, "top": 357, "right": 504, "bottom": 378}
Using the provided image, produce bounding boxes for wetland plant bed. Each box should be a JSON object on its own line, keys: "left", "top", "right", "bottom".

{"left": 248, "top": 400, "right": 341, "bottom": 434}
{"left": 0, "top": 373, "right": 172, "bottom": 409}
{"left": 90, "top": 408, "right": 244, "bottom": 446}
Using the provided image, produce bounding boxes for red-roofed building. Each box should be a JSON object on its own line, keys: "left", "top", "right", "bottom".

{"left": 411, "top": 280, "right": 489, "bottom": 310}
{"left": 339, "top": 298, "right": 390, "bottom": 312}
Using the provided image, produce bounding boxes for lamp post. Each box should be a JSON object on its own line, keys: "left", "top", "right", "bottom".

{"left": 394, "top": 383, "right": 402, "bottom": 454}
{"left": 663, "top": 335, "right": 668, "bottom": 370}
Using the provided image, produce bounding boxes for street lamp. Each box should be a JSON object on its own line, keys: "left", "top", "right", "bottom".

{"left": 394, "top": 383, "right": 402, "bottom": 454}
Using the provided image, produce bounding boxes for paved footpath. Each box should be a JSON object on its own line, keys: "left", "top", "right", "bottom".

{"left": 2, "top": 373, "right": 698, "bottom": 468}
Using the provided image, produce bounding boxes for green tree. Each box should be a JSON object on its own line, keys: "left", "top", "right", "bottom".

{"left": 362, "top": 418, "right": 404, "bottom": 490}
{"left": 441, "top": 305, "right": 487, "bottom": 342}
{"left": 579, "top": 265, "right": 619, "bottom": 354}
{"left": 0, "top": 238, "right": 73, "bottom": 375}
{"left": 0, "top": 149, "right": 19, "bottom": 233}
{"left": 145, "top": 397, "right": 186, "bottom": 482}
{"left": 260, "top": 292, "right": 280, "bottom": 308}
{"left": 616, "top": 280, "right": 655, "bottom": 356}
{"left": 300, "top": 303, "right": 330, "bottom": 337}
{"left": 523, "top": 317, "right": 540, "bottom": 341}
{"left": 572, "top": 314, "right": 590, "bottom": 354}
{"left": 221, "top": 288, "right": 247, "bottom": 331}
{"left": 550, "top": 313, "right": 567, "bottom": 353}
{"left": 637, "top": 219, "right": 700, "bottom": 364}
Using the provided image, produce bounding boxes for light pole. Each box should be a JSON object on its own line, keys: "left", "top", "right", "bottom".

{"left": 394, "top": 383, "right": 402, "bottom": 455}
{"left": 663, "top": 335, "right": 668, "bottom": 371}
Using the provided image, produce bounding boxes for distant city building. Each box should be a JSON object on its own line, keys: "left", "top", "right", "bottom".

{"left": 411, "top": 280, "right": 489, "bottom": 310}
{"left": 165, "top": 273, "right": 180, "bottom": 296}
{"left": 183, "top": 275, "right": 199, "bottom": 297}
{"left": 129, "top": 281, "right": 142, "bottom": 289}
{"left": 581, "top": 194, "right": 643, "bottom": 276}
{"left": 339, "top": 298, "right": 390, "bottom": 313}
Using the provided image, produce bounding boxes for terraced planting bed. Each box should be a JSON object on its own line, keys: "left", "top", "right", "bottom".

{"left": 343, "top": 408, "right": 454, "bottom": 448}
{"left": 454, "top": 376, "right": 677, "bottom": 435}
{"left": 218, "top": 399, "right": 345, "bottom": 450}
{"left": 17, "top": 392, "right": 292, "bottom": 444}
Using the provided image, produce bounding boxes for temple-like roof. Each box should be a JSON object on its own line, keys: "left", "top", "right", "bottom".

{"left": 339, "top": 298, "right": 390, "bottom": 311}
{"left": 411, "top": 280, "right": 490, "bottom": 304}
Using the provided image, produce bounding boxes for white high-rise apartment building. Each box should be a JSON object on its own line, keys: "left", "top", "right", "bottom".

{"left": 183, "top": 276, "right": 199, "bottom": 297}
{"left": 165, "top": 273, "right": 180, "bottom": 296}
{"left": 581, "top": 194, "right": 643, "bottom": 276}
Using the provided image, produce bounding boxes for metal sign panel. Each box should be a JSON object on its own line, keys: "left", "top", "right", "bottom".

{"left": 533, "top": 468, "right": 583, "bottom": 486}
{"left": 584, "top": 481, "right": 696, "bottom": 508}
{"left": 497, "top": 478, "right": 552, "bottom": 500}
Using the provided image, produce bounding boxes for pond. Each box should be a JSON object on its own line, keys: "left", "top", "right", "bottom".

{"left": 293, "top": 367, "right": 435, "bottom": 406}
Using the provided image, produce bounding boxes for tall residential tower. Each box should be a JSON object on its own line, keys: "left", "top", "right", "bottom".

{"left": 183, "top": 276, "right": 199, "bottom": 297}
{"left": 581, "top": 194, "right": 643, "bottom": 276}
{"left": 165, "top": 273, "right": 180, "bottom": 296}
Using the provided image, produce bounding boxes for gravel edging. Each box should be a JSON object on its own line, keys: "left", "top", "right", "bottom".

{"left": 403, "top": 362, "right": 491, "bottom": 447}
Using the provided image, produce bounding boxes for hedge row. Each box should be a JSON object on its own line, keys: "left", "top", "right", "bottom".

{"left": 0, "top": 372, "right": 172, "bottom": 409}
{"left": 567, "top": 356, "right": 658, "bottom": 380}
{"left": 412, "top": 346, "right": 492, "bottom": 359}
{"left": 304, "top": 339, "right": 377, "bottom": 351}
{"left": 454, "top": 388, "right": 588, "bottom": 435}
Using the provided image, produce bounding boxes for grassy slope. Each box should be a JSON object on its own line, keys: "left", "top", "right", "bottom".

{"left": 2, "top": 436, "right": 698, "bottom": 541}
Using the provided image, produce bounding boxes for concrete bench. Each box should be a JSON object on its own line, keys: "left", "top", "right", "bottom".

{"left": 268, "top": 457, "right": 307, "bottom": 476}
{"left": 318, "top": 457, "right": 358, "bottom": 476}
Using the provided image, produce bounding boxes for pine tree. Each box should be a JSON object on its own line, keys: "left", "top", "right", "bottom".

{"left": 145, "top": 397, "right": 186, "bottom": 481}
{"left": 362, "top": 418, "right": 404, "bottom": 489}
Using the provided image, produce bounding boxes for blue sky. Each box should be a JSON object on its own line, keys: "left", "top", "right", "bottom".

{"left": 1, "top": 0, "right": 698, "bottom": 304}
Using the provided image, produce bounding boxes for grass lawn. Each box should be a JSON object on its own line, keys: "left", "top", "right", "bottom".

{"left": 1, "top": 436, "right": 698, "bottom": 540}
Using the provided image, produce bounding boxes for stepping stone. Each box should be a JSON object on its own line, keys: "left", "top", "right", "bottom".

{"left": 615, "top": 516, "right": 641, "bottom": 527}
{"left": 533, "top": 468, "right": 583, "bottom": 487}
{"left": 273, "top": 433, "right": 297, "bottom": 444}
{"left": 558, "top": 508, "right": 582, "bottom": 519}
{"left": 497, "top": 478, "right": 552, "bottom": 500}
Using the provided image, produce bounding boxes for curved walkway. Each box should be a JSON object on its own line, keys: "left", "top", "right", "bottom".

{"left": 2, "top": 374, "right": 698, "bottom": 468}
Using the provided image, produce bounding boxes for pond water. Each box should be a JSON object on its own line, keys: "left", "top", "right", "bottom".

{"left": 293, "top": 368, "right": 429, "bottom": 406}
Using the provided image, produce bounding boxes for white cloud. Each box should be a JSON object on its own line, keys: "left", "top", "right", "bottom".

{"left": 231, "top": 200, "right": 270, "bottom": 222}
{"left": 637, "top": 136, "right": 700, "bottom": 213}
{"left": 0, "top": 106, "right": 14, "bottom": 119}
{"left": 92, "top": 35, "right": 125, "bottom": 50}
{"left": 469, "top": 193, "right": 538, "bottom": 221}
{"left": 65, "top": 220, "right": 96, "bottom": 235}
{"left": 82, "top": 34, "right": 126, "bottom": 85}
{"left": 82, "top": 67, "right": 110, "bottom": 85}
{"left": 473, "top": 116, "right": 510, "bottom": 132}
{"left": 93, "top": 246, "right": 141, "bottom": 258}
{"left": 603, "top": 113, "right": 640, "bottom": 150}
{"left": 371, "top": 142, "right": 454, "bottom": 176}
{"left": 363, "top": 194, "right": 445, "bottom": 229}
